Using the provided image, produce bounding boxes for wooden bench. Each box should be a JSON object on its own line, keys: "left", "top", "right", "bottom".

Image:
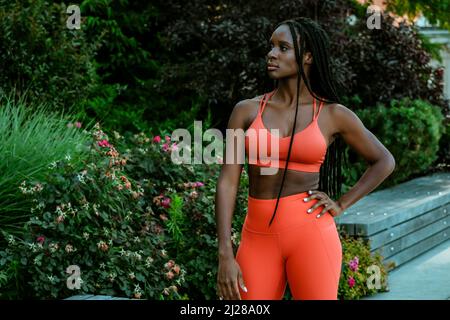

{"left": 335, "top": 172, "right": 450, "bottom": 271}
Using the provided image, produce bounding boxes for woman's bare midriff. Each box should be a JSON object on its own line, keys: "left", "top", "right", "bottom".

{"left": 247, "top": 165, "right": 320, "bottom": 199}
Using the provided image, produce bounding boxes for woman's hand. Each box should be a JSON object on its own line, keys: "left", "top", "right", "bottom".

{"left": 217, "top": 255, "right": 247, "bottom": 300}
{"left": 303, "top": 190, "right": 344, "bottom": 218}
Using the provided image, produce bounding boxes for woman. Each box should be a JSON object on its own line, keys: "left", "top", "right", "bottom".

{"left": 215, "top": 17, "right": 395, "bottom": 300}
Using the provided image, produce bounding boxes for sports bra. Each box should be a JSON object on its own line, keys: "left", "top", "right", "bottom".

{"left": 244, "top": 89, "right": 327, "bottom": 173}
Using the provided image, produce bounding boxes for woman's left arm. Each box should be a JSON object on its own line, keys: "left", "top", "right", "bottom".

{"left": 331, "top": 104, "right": 396, "bottom": 211}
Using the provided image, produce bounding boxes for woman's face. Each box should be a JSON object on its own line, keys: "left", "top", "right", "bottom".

{"left": 266, "top": 24, "right": 312, "bottom": 79}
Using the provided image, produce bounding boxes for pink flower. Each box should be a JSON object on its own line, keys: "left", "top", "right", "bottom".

{"left": 165, "top": 135, "right": 171, "bottom": 143}
{"left": 166, "top": 271, "right": 175, "bottom": 280}
{"left": 194, "top": 182, "right": 204, "bottom": 187}
{"left": 75, "top": 122, "right": 82, "bottom": 128}
{"left": 348, "top": 256, "right": 359, "bottom": 272}
{"left": 435, "top": 68, "right": 444, "bottom": 78}
{"left": 36, "top": 236, "right": 45, "bottom": 245}
{"left": 348, "top": 276, "right": 355, "bottom": 288}
{"left": 173, "top": 265, "right": 180, "bottom": 275}
{"left": 171, "top": 143, "right": 178, "bottom": 151}
{"left": 161, "top": 197, "right": 171, "bottom": 209}
{"left": 152, "top": 136, "right": 161, "bottom": 143}
{"left": 349, "top": 261, "right": 358, "bottom": 272}
{"left": 98, "top": 139, "right": 111, "bottom": 148}
{"left": 165, "top": 260, "right": 175, "bottom": 269}
{"left": 162, "top": 143, "right": 170, "bottom": 152}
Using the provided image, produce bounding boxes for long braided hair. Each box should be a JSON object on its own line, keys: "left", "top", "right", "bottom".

{"left": 268, "top": 17, "right": 347, "bottom": 227}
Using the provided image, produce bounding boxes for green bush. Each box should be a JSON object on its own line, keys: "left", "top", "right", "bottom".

{"left": 0, "top": 0, "right": 100, "bottom": 113}
{"left": 436, "top": 120, "right": 450, "bottom": 167}
{"left": 0, "top": 124, "right": 185, "bottom": 299}
{"left": 342, "top": 98, "right": 445, "bottom": 191}
{"left": 77, "top": 0, "right": 205, "bottom": 133}
{"left": 0, "top": 96, "right": 90, "bottom": 241}
{"left": 338, "top": 234, "right": 389, "bottom": 300}
{"left": 111, "top": 129, "right": 247, "bottom": 300}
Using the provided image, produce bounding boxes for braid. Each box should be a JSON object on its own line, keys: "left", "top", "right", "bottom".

{"left": 267, "top": 17, "right": 347, "bottom": 227}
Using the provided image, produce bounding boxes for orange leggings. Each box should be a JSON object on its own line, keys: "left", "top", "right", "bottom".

{"left": 236, "top": 191, "right": 342, "bottom": 300}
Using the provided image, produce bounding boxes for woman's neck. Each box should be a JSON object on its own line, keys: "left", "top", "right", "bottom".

{"left": 274, "top": 75, "right": 314, "bottom": 106}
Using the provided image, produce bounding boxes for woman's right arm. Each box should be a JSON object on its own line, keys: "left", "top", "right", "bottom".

{"left": 215, "top": 100, "right": 250, "bottom": 300}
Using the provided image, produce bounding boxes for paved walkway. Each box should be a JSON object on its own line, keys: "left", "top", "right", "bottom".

{"left": 362, "top": 239, "right": 450, "bottom": 300}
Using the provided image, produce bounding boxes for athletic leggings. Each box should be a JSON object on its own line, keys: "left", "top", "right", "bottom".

{"left": 236, "top": 191, "right": 342, "bottom": 300}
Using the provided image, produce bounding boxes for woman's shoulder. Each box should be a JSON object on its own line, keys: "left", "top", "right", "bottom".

{"left": 324, "top": 102, "right": 364, "bottom": 136}
{"left": 325, "top": 102, "right": 358, "bottom": 121}
{"left": 229, "top": 95, "right": 264, "bottom": 129}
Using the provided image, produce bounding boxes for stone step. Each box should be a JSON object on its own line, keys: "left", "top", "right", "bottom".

{"left": 384, "top": 227, "right": 450, "bottom": 269}
{"left": 372, "top": 216, "right": 449, "bottom": 259}
{"left": 364, "top": 203, "right": 449, "bottom": 250}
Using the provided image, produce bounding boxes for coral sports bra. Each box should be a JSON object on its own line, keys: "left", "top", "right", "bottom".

{"left": 244, "top": 90, "right": 327, "bottom": 173}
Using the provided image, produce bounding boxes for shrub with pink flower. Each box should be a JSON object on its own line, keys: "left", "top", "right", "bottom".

{"left": 153, "top": 194, "right": 171, "bottom": 209}
{"left": 98, "top": 139, "right": 112, "bottom": 148}
{"left": 181, "top": 181, "right": 205, "bottom": 189}
{"left": 151, "top": 133, "right": 178, "bottom": 153}
{"left": 165, "top": 260, "right": 175, "bottom": 270}
{"left": 348, "top": 256, "right": 359, "bottom": 272}
{"left": 348, "top": 276, "right": 356, "bottom": 288}
{"left": 161, "top": 197, "right": 171, "bottom": 208}
{"left": 0, "top": 123, "right": 185, "bottom": 300}
{"left": 162, "top": 143, "right": 170, "bottom": 152}
{"left": 36, "top": 236, "right": 45, "bottom": 245}
{"left": 172, "top": 265, "right": 180, "bottom": 275}
{"left": 338, "top": 235, "right": 388, "bottom": 300}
